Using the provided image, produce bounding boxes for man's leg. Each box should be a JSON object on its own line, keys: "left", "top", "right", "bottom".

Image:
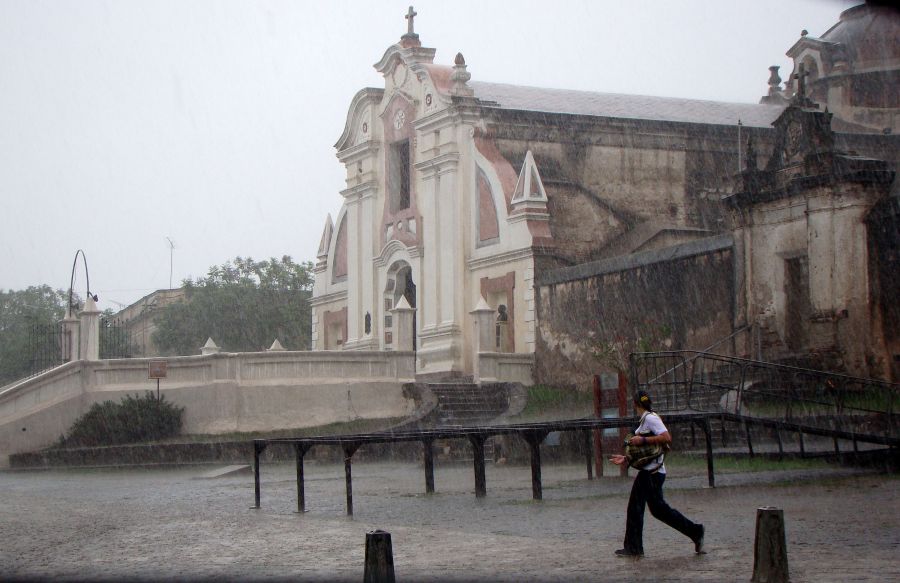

{"left": 646, "top": 473, "right": 703, "bottom": 541}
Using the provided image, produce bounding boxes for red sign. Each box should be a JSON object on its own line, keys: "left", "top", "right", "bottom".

{"left": 148, "top": 360, "right": 168, "bottom": 379}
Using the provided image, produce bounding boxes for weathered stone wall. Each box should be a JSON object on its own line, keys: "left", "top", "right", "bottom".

{"left": 491, "top": 112, "right": 779, "bottom": 265}
{"left": 534, "top": 236, "right": 737, "bottom": 390}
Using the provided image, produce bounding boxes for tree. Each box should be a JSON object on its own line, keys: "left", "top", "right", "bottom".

{"left": 0, "top": 286, "right": 69, "bottom": 385}
{"left": 152, "top": 256, "right": 313, "bottom": 355}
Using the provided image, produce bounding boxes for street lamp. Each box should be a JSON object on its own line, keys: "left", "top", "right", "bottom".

{"left": 67, "top": 249, "right": 97, "bottom": 313}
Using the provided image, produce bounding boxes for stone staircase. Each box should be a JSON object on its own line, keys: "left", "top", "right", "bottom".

{"left": 428, "top": 382, "right": 510, "bottom": 426}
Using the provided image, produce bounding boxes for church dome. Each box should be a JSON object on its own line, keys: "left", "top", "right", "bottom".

{"left": 820, "top": 3, "right": 900, "bottom": 71}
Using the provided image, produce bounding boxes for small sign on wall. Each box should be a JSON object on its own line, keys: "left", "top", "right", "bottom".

{"left": 148, "top": 360, "right": 168, "bottom": 379}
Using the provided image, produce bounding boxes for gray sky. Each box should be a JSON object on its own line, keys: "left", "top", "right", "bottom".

{"left": 0, "top": 0, "right": 856, "bottom": 312}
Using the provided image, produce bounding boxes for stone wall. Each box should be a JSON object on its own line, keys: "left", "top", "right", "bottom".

{"left": 534, "top": 235, "right": 737, "bottom": 390}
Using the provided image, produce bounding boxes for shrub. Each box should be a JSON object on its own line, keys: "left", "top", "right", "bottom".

{"left": 62, "top": 392, "right": 184, "bottom": 447}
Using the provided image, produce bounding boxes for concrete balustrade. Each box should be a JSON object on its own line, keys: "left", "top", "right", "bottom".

{"left": 0, "top": 350, "right": 417, "bottom": 466}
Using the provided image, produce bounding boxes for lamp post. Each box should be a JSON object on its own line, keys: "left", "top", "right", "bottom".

{"left": 64, "top": 250, "right": 100, "bottom": 361}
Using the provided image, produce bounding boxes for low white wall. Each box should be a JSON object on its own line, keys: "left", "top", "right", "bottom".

{"left": 477, "top": 352, "right": 534, "bottom": 385}
{"left": 0, "top": 350, "right": 417, "bottom": 465}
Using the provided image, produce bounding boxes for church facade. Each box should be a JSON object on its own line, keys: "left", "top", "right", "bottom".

{"left": 312, "top": 5, "right": 899, "bottom": 383}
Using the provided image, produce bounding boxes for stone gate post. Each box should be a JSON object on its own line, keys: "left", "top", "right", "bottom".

{"left": 78, "top": 296, "right": 101, "bottom": 361}
{"left": 391, "top": 297, "right": 416, "bottom": 352}
{"left": 61, "top": 307, "right": 80, "bottom": 362}
{"left": 470, "top": 297, "right": 495, "bottom": 382}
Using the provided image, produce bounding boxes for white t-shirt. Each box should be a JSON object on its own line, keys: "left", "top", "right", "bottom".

{"left": 635, "top": 411, "right": 667, "bottom": 474}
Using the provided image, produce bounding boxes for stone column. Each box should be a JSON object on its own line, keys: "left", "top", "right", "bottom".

{"left": 470, "top": 297, "right": 495, "bottom": 382}
{"left": 61, "top": 307, "right": 80, "bottom": 362}
{"left": 390, "top": 297, "right": 416, "bottom": 352}
{"left": 78, "top": 296, "right": 101, "bottom": 361}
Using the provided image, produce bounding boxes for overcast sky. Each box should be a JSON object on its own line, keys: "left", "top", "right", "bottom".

{"left": 0, "top": 0, "right": 856, "bottom": 312}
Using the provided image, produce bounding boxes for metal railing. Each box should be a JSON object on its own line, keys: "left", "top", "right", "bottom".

{"left": 630, "top": 350, "right": 899, "bottom": 439}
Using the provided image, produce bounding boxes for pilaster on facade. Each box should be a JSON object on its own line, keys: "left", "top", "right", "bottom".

{"left": 340, "top": 180, "right": 379, "bottom": 203}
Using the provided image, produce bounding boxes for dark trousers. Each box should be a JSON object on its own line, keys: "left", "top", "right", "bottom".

{"left": 624, "top": 470, "right": 701, "bottom": 553}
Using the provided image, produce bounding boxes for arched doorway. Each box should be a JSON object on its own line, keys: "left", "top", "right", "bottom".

{"left": 384, "top": 261, "right": 417, "bottom": 350}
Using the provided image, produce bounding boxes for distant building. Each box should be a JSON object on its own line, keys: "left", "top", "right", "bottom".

{"left": 312, "top": 5, "right": 899, "bottom": 382}
{"left": 112, "top": 289, "right": 185, "bottom": 357}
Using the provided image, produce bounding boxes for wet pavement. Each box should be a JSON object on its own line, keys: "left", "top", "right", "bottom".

{"left": 0, "top": 459, "right": 897, "bottom": 582}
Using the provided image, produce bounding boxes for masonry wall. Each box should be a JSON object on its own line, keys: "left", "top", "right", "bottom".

{"left": 534, "top": 237, "right": 737, "bottom": 390}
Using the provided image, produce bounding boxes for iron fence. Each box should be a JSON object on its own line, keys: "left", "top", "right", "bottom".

{"left": 100, "top": 316, "right": 133, "bottom": 359}
{"left": 630, "top": 351, "right": 898, "bottom": 439}
{"left": 28, "top": 322, "right": 69, "bottom": 378}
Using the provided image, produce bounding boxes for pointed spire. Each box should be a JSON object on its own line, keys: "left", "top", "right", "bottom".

{"left": 201, "top": 337, "right": 220, "bottom": 355}
{"left": 268, "top": 339, "right": 286, "bottom": 351}
{"left": 511, "top": 150, "right": 549, "bottom": 206}
{"left": 317, "top": 214, "right": 334, "bottom": 263}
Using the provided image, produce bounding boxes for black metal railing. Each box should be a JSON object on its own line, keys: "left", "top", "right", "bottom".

{"left": 100, "top": 316, "right": 133, "bottom": 359}
{"left": 28, "top": 322, "right": 69, "bottom": 378}
{"left": 630, "top": 351, "right": 899, "bottom": 438}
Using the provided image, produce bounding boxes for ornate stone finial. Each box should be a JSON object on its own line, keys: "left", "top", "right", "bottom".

{"left": 450, "top": 52, "right": 473, "bottom": 96}
{"left": 767, "top": 65, "right": 782, "bottom": 95}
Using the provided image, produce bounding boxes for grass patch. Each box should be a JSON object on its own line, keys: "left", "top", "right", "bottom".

{"left": 667, "top": 454, "right": 831, "bottom": 474}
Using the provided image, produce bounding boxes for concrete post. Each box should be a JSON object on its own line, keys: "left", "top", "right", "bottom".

{"left": 61, "top": 307, "right": 80, "bottom": 362}
{"left": 390, "top": 297, "right": 416, "bottom": 352}
{"left": 363, "top": 530, "right": 395, "bottom": 583}
{"left": 752, "top": 506, "right": 790, "bottom": 583}
{"left": 470, "top": 297, "right": 494, "bottom": 382}
{"left": 78, "top": 296, "right": 101, "bottom": 361}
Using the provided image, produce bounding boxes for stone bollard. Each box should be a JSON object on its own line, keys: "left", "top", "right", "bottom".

{"left": 364, "top": 530, "right": 395, "bottom": 583}
{"left": 751, "top": 507, "right": 790, "bottom": 583}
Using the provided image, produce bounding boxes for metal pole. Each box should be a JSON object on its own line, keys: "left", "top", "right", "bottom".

{"left": 745, "top": 420, "right": 755, "bottom": 458}
{"left": 344, "top": 445, "right": 356, "bottom": 516}
{"left": 252, "top": 440, "right": 266, "bottom": 509}
{"left": 469, "top": 435, "right": 486, "bottom": 498}
{"left": 592, "top": 375, "right": 603, "bottom": 477}
{"left": 703, "top": 419, "right": 716, "bottom": 488}
{"left": 524, "top": 432, "right": 545, "bottom": 501}
{"left": 423, "top": 439, "right": 435, "bottom": 494}
{"left": 294, "top": 443, "right": 307, "bottom": 514}
{"left": 584, "top": 429, "right": 593, "bottom": 480}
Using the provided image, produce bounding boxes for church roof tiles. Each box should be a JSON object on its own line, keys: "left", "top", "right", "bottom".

{"left": 470, "top": 81, "right": 785, "bottom": 128}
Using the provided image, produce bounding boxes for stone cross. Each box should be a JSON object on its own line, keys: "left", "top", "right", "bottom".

{"left": 405, "top": 6, "right": 417, "bottom": 35}
{"left": 793, "top": 63, "right": 809, "bottom": 100}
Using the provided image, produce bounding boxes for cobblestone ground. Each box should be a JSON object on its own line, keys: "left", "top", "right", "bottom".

{"left": 0, "top": 460, "right": 897, "bottom": 582}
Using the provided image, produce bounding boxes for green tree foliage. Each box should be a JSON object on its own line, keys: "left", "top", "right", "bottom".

{"left": 152, "top": 255, "right": 313, "bottom": 355}
{"left": 0, "top": 286, "right": 69, "bottom": 385}
{"left": 62, "top": 392, "right": 184, "bottom": 447}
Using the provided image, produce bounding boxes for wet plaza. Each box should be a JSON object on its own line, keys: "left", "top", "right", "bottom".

{"left": 1, "top": 460, "right": 897, "bottom": 582}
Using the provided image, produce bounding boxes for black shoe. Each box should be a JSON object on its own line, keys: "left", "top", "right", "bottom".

{"left": 615, "top": 548, "right": 643, "bottom": 557}
{"left": 693, "top": 524, "right": 705, "bottom": 554}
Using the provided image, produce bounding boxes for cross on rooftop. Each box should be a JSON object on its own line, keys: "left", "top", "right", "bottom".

{"left": 794, "top": 63, "right": 810, "bottom": 100}
{"left": 405, "top": 6, "right": 417, "bottom": 35}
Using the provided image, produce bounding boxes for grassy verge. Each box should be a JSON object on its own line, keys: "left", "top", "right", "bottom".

{"left": 666, "top": 453, "right": 831, "bottom": 474}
